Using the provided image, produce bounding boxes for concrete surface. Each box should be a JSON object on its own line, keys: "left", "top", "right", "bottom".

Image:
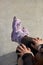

{"left": 0, "top": 0, "right": 43, "bottom": 65}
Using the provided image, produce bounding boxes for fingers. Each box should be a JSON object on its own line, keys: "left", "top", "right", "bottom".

{"left": 33, "top": 37, "right": 42, "bottom": 41}
{"left": 16, "top": 44, "right": 26, "bottom": 53}
{"left": 36, "top": 37, "right": 42, "bottom": 40}
{"left": 32, "top": 37, "right": 42, "bottom": 43}
{"left": 16, "top": 47, "right": 22, "bottom": 52}
{"left": 32, "top": 39, "right": 37, "bottom": 44}
{"left": 18, "top": 45, "right": 24, "bottom": 51}
{"left": 21, "top": 44, "right": 26, "bottom": 49}
{"left": 33, "top": 38, "right": 38, "bottom": 41}
{"left": 37, "top": 37, "right": 40, "bottom": 40}
{"left": 16, "top": 44, "right": 34, "bottom": 56}
{"left": 27, "top": 48, "right": 31, "bottom": 51}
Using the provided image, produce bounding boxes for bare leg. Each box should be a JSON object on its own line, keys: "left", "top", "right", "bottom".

{"left": 18, "top": 57, "right": 23, "bottom": 65}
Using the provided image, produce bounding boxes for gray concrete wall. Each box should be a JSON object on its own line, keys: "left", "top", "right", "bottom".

{"left": 0, "top": 0, "right": 43, "bottom": 65}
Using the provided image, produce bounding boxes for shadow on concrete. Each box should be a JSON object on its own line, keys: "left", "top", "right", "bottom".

{"left": 0, "top": 51, "right": 17, "bottom": 65}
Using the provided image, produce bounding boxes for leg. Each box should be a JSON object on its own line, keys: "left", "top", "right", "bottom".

{"left": 17, "top": 57, "right": 23, "bottom": 65}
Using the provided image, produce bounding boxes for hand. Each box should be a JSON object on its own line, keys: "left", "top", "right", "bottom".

{"left": 16, "top": 44, "right": 32, "bottom": 56}
{"left": 31, "top": 37, "right": 43, "bottom": 50}
{"left": 33, "top": 37, "right": 43, "bottom": 46}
